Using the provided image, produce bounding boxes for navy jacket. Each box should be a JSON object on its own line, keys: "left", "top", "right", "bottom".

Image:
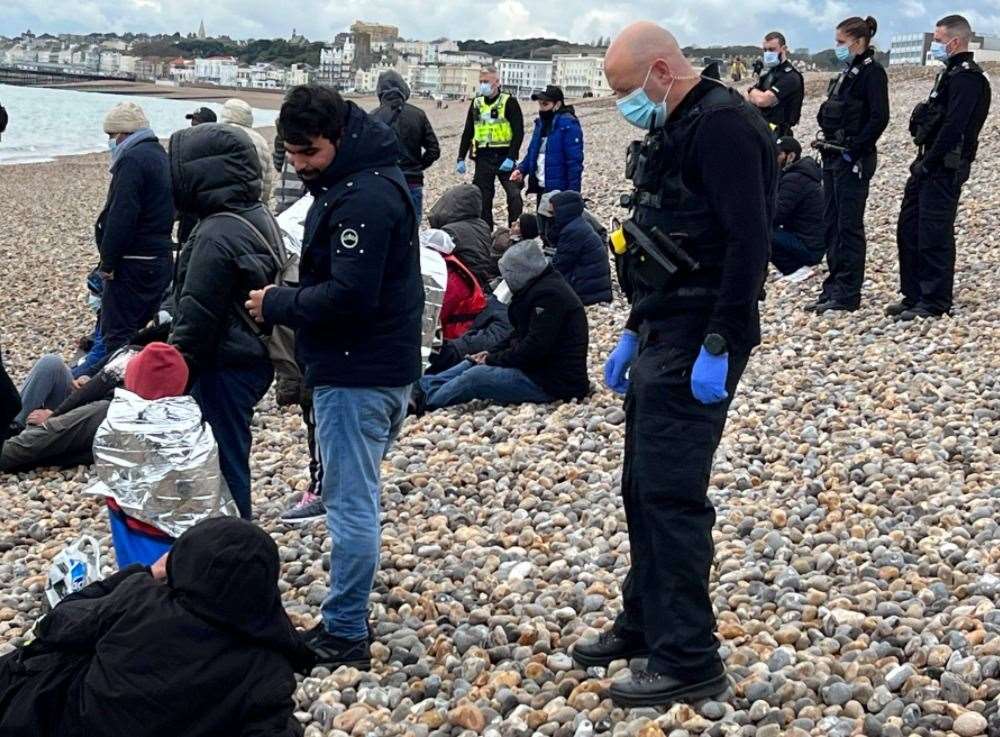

{"left": 549, "top": 191, "right": 612, "bottom": 305}
{"left": 95, "top": 133, "right": 174, "bottom": 272}
{"left": 518, "top": 107, "right": 584, "bottom": 192}
{"left": 263, "top": 102, "right": 423, "bottom": 389}
{"left": 774, "top": 155, "right": 825, "bottom": 254}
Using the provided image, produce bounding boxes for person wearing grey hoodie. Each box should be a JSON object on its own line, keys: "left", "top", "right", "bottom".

{"left": 413, "top": 239, "right": 589, "bottom": 412}
{"left": 371, "top": 70, "right": 440, "bottom": 222}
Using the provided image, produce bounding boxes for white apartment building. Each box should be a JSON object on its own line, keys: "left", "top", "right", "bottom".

{"left": 416, "top": 63, "right": 442, "bottom": 96}
{"left": 498, "top": 58, "right": 553, "bottom": 96}
{"left": 438, "top": 50, "right": 493, "bottom": 67}
{"left": 552, "top": 54, "right": 610, "bottom": 97}
{"left": 194, "top": 56, "right": 239, "bottom": 86}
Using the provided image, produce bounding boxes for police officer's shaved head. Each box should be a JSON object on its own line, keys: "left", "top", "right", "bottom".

{"left": 937, "top": 14, "right": 972, "bottom": 44}
{"left": 605, "top": 21, "right": 699, "bottom": 114}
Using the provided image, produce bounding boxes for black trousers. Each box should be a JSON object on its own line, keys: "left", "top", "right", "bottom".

{"left": 473, "top": 148, "right": 523, "bottom": 229}
{"left": 100, "top": 256, "right": 172, "bottom": 353}
{"left": 895, "top": 164, "right": 967, "bottom": 314}
{"left": 614, "top": 318, "right": 750, "bottom": 680}
{"left": 818, "top": 156, "right": 874, "bottom": 308}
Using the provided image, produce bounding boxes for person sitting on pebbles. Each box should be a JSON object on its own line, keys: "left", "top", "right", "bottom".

{"left": 412, "top": 238, "right": 589, "bottom": 412}
{"left": 0, "top": 517, "right": 314, "bottom": 737}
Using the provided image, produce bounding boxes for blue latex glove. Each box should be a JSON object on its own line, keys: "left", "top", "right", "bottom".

{"left": 499, "top": 158, "right": 515, "bottom": 173}
{"left": 455, "top": 160, "right": 467, "bottom": 175}
{"left": 604, "top": 331, "right": 639, "bottom": 395}
{"left": 842, "top": 151, "right": 853, "bottom": 163}
{"left": 690, "top": 347, "right": 729, "bottom": 404}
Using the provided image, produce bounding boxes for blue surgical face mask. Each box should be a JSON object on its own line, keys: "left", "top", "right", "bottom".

{"left": 617, "top": 65, "right": 674, "bottom": 130}
{"left": 930, "top": 40, "right": 950, "bottom": 62}
{"left": 479, "top": 82, "right": 494, "bottom": 96}
{"left": 834, "top": 44, "right": 852, "bottom": 64}
{"left": 107, "top": 137, "right": 118, "bottom": 153}
{"left": 762, "top": 51, "right": 781, "bottom": 68}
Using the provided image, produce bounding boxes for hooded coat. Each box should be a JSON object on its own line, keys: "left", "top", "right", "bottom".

{"left": 262, "top": 101, "right": 424, "bottom": 389}
{"left": 487, "top": 242, "right": 589, "bottom": 400}
{"left": 427, "top": 184, "right": 498, "bottom": 291}
{"left": 0, "top": 517, "right": 312, "bottom": 737}
{"left": 549, "top": 191, "right": 612, "bottom": 305}
{"left": 220, "top": 99, "right": 274, "bottom": 204}
{"left": 370, "top": 71, "right": 440, "bottom": 185}
{"left": 168, "top": 124, "right": 280, "bottom": 376}
{"left": 774, "top": 155, "right": 825, "bottom": 254}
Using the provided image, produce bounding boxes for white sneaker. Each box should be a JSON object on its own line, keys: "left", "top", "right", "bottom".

{"left": 782, "top": 266, "right": 815, "bottom": 284}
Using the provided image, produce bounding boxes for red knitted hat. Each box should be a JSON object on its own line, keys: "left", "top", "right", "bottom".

{"left": 124, "top": 342, "right": 189, "bottom": 400}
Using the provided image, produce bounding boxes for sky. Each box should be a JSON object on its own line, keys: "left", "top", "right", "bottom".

{"left": 2, "top": 0, "right": 999, "bottom": 51}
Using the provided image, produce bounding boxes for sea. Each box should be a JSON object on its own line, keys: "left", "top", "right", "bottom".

{"left": 0, "top": 83, "right": 279, "bottom": 165}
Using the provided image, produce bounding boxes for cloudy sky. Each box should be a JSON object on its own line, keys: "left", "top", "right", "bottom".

{"left": 2, "top": 0, "right": 999, "bottom": 51}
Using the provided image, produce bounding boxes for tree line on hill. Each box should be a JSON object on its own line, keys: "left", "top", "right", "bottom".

{"left": 130, "top": 37, "right": 324, "bottom": 66}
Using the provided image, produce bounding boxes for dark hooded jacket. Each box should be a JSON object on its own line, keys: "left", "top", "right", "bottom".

{"left": 370, "top": 70, "right": 440, "bottom": 185}
{"left": 263, "top": 101, "right": 423, "bottom": 389}
{"left": 427, "top": 184, "right": 498, "bottom": 291}
{"left": 0, "top": 517, "right": 312, "bottom": 737}
{"left": 774, "top": 155, "right": 825, "bottom": 254}
{"left": 549, "top": 191, "right": 612, "bottom": 305}
{"left": 167, "top": 124, "right": 281, "bottom": 376}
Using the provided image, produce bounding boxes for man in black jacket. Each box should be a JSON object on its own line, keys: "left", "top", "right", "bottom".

{"left": 747, "top": 31, "right": 804, "bottom": 137}
{"left": 371, "top": 70, "right": 440, "bottom": 223}
{"left": 246, "top": 85, "right": 423, "bottom": 670}
{"left": 0, "top": 518, "right": 311, "bottom": 737}
{"left": 96, "top": 102, "right": 174, "bottom": 355}
{"left": 457, "top": 66, "right": 525, "bottom": 228}
{"left": 890, "top": 14, "right": 992, "bottom": 321}
{"left": 427, "top": 184, "right": 499, "bottom": 292}
{"left": 427, "top": 292, "right": 513, "bottom": 374}
{"left": 771, "top": 137, "right": 825, "bottom": 276}
{"left": 415, "top": 239, "right": 588, "bottom": 411}
{"left": 168, "top": 124, "right": 280, "bottom": 520}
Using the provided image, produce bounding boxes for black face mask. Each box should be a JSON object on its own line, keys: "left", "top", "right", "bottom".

{"left": 539, "top": 109, "right": 556, "bottom": 121}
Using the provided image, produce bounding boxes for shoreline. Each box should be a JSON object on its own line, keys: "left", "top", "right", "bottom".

{"left": 42, "top": 79, "right": 288, "bottom": 109}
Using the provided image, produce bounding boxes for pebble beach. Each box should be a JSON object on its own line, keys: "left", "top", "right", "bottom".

{"left": 1, "top": 65, "right": 999, "bottom": 737}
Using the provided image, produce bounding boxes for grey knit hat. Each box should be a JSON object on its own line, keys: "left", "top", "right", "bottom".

{"left": 499, "top": 238, "right": 549, "bottom": 293}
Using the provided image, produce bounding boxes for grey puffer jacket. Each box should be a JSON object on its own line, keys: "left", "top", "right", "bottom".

{"left": 168, "top": 124, "right": 280, "bottom": 376}
{"left": 427, "top": 184, "right": 498, "bottom": 291}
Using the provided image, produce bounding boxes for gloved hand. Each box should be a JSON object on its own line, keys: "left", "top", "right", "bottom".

{"left": 842, "top": 151, "right": 853, "bottom": 163}
{"left": 455, "top": 160, "right": 467, "bottom": 175}
{"left": 690, "top": 347, "right": 729, "bottom": 405}
{"left": 910, "top": 159, "right": 928, "bottom": 177}
{"left": 499, "top": 158, "right": 515, "bottom": 173}
{"left": 604, "top": 331, "right": 638, "bottom": 395}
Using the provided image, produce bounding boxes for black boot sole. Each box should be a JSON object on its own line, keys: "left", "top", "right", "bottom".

{"left": 610, "top": 672, "right": 729, "bottom": 708}
{"left": 572, "top": 645, "right": 651, "bottom": 670}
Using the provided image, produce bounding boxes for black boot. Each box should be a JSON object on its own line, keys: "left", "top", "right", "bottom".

{"left": 884, "top": 299, "right": 915, "bottom": 317}
{"left": 609, "top": 669, "right": 729, "bottom": 708}
{"left": 572, "top": 629, "right": 650, "bottom": 669}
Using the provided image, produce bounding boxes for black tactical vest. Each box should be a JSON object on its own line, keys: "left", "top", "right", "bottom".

{"left": 909, "top": 57, "right": 987, "bottom": 158}
{"left": 817, "top": 56, "right": 873, "bottom": 144}
{"left": 754, "top": 61, "right": 805, "bottom": 133}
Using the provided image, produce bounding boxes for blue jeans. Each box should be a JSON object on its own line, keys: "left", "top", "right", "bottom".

{"left": 408, "top": 185, "right": 423, "bottom": 226}
{"left": 419, "top": 360, "right": 553, "bottom": 410}
{"left": 314, "top": 384, "right": 410, "bottom": 640}
{"left": 190, "top": 362, "right": 273, "bottom": 519}
{"left": 771, "top": 229, "right": 822, "bottom": 275}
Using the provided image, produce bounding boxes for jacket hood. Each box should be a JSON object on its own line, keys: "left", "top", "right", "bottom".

{"left": 420, "top": 228, "right": 456, "bottom": 254}
{"left": 167, "top": 517, "right": 313, "bottom": 668}
{"left": 170, "top": 123, "right": 262, "bottom": 217}
{"left": 377, "top": 70, "right": 411, "bottom": 104}
{"left": 551, "top": 190, "right": 585, "bottom": 233}
{"left": 786, "top": 155, "right": 822, "bottom": 183}
{"left": 427, "top": 184, "right": 484, "bottom": 228}
{"left": 499, "top": 238, "right": 549, "bottom": 292}
{"left": 311, "top": 101, "right": 401, "bottom": 190}
{"left": 220, "top": 98, "right": 254, "bottom": 128}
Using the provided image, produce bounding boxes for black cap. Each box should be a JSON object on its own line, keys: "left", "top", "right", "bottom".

{"left": 185, "top": 106, "right": 217, "bottom": 124}
{"left": 531, "top": 85, "right": 565, "bottom": 103}
{"left": 775, "top": 136, "right": 802, "bottom": 157}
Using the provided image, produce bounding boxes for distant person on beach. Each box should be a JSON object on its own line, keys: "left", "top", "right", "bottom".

{"left": 0, "top": 517, "right": 313, "bottom": 737}
{"left": 168, "top": 124, "right": 281, "bottom": 520}
{"left": 245, "top": 85, "right": 422, "bottom": 669}
{"left": 771, "top": 136, "right": 825, "bottom": 279}
{"left": 412, "top": 239, "right": 589, "bottom": 413}
{"left": 96, "top": 102, "right": 174, "bottom": 356}
{"left": 185, "top": 106, "right": 217, "bottom": 126}
{"left": 220, "top": 99, "right": 274, "bottom": 205}
{"left": 371, "top": 69, "right": 441, "bottom": 223}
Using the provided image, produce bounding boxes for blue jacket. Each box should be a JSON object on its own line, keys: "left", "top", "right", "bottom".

{"left": 517, "top": 107, "right": 584, "bottom": 193}
{"left": 263, "top": 102, "right": 424, "bottom": 389}
{"left": 95, "top": 131, "right": 174, "bottom": 272}
{"left": 549, "top": 191, "right": 612, "bottom": 305}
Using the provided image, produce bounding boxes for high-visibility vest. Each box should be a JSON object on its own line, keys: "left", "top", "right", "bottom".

{"left": 473, "top": 93, "right": 513, "bottom": 149}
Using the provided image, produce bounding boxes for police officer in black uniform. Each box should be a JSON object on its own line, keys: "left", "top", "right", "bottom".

{"left": 808, "top": 16, "right": 889, "bottom": 314}
{"left": 890, "top": 14, "right": 992, "bottom": 321}
{"left": 570, "top": 21, "right": 776, "bottom": 708}
{"left": 747, "top": 31, "right": 804, "bottom": 137}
